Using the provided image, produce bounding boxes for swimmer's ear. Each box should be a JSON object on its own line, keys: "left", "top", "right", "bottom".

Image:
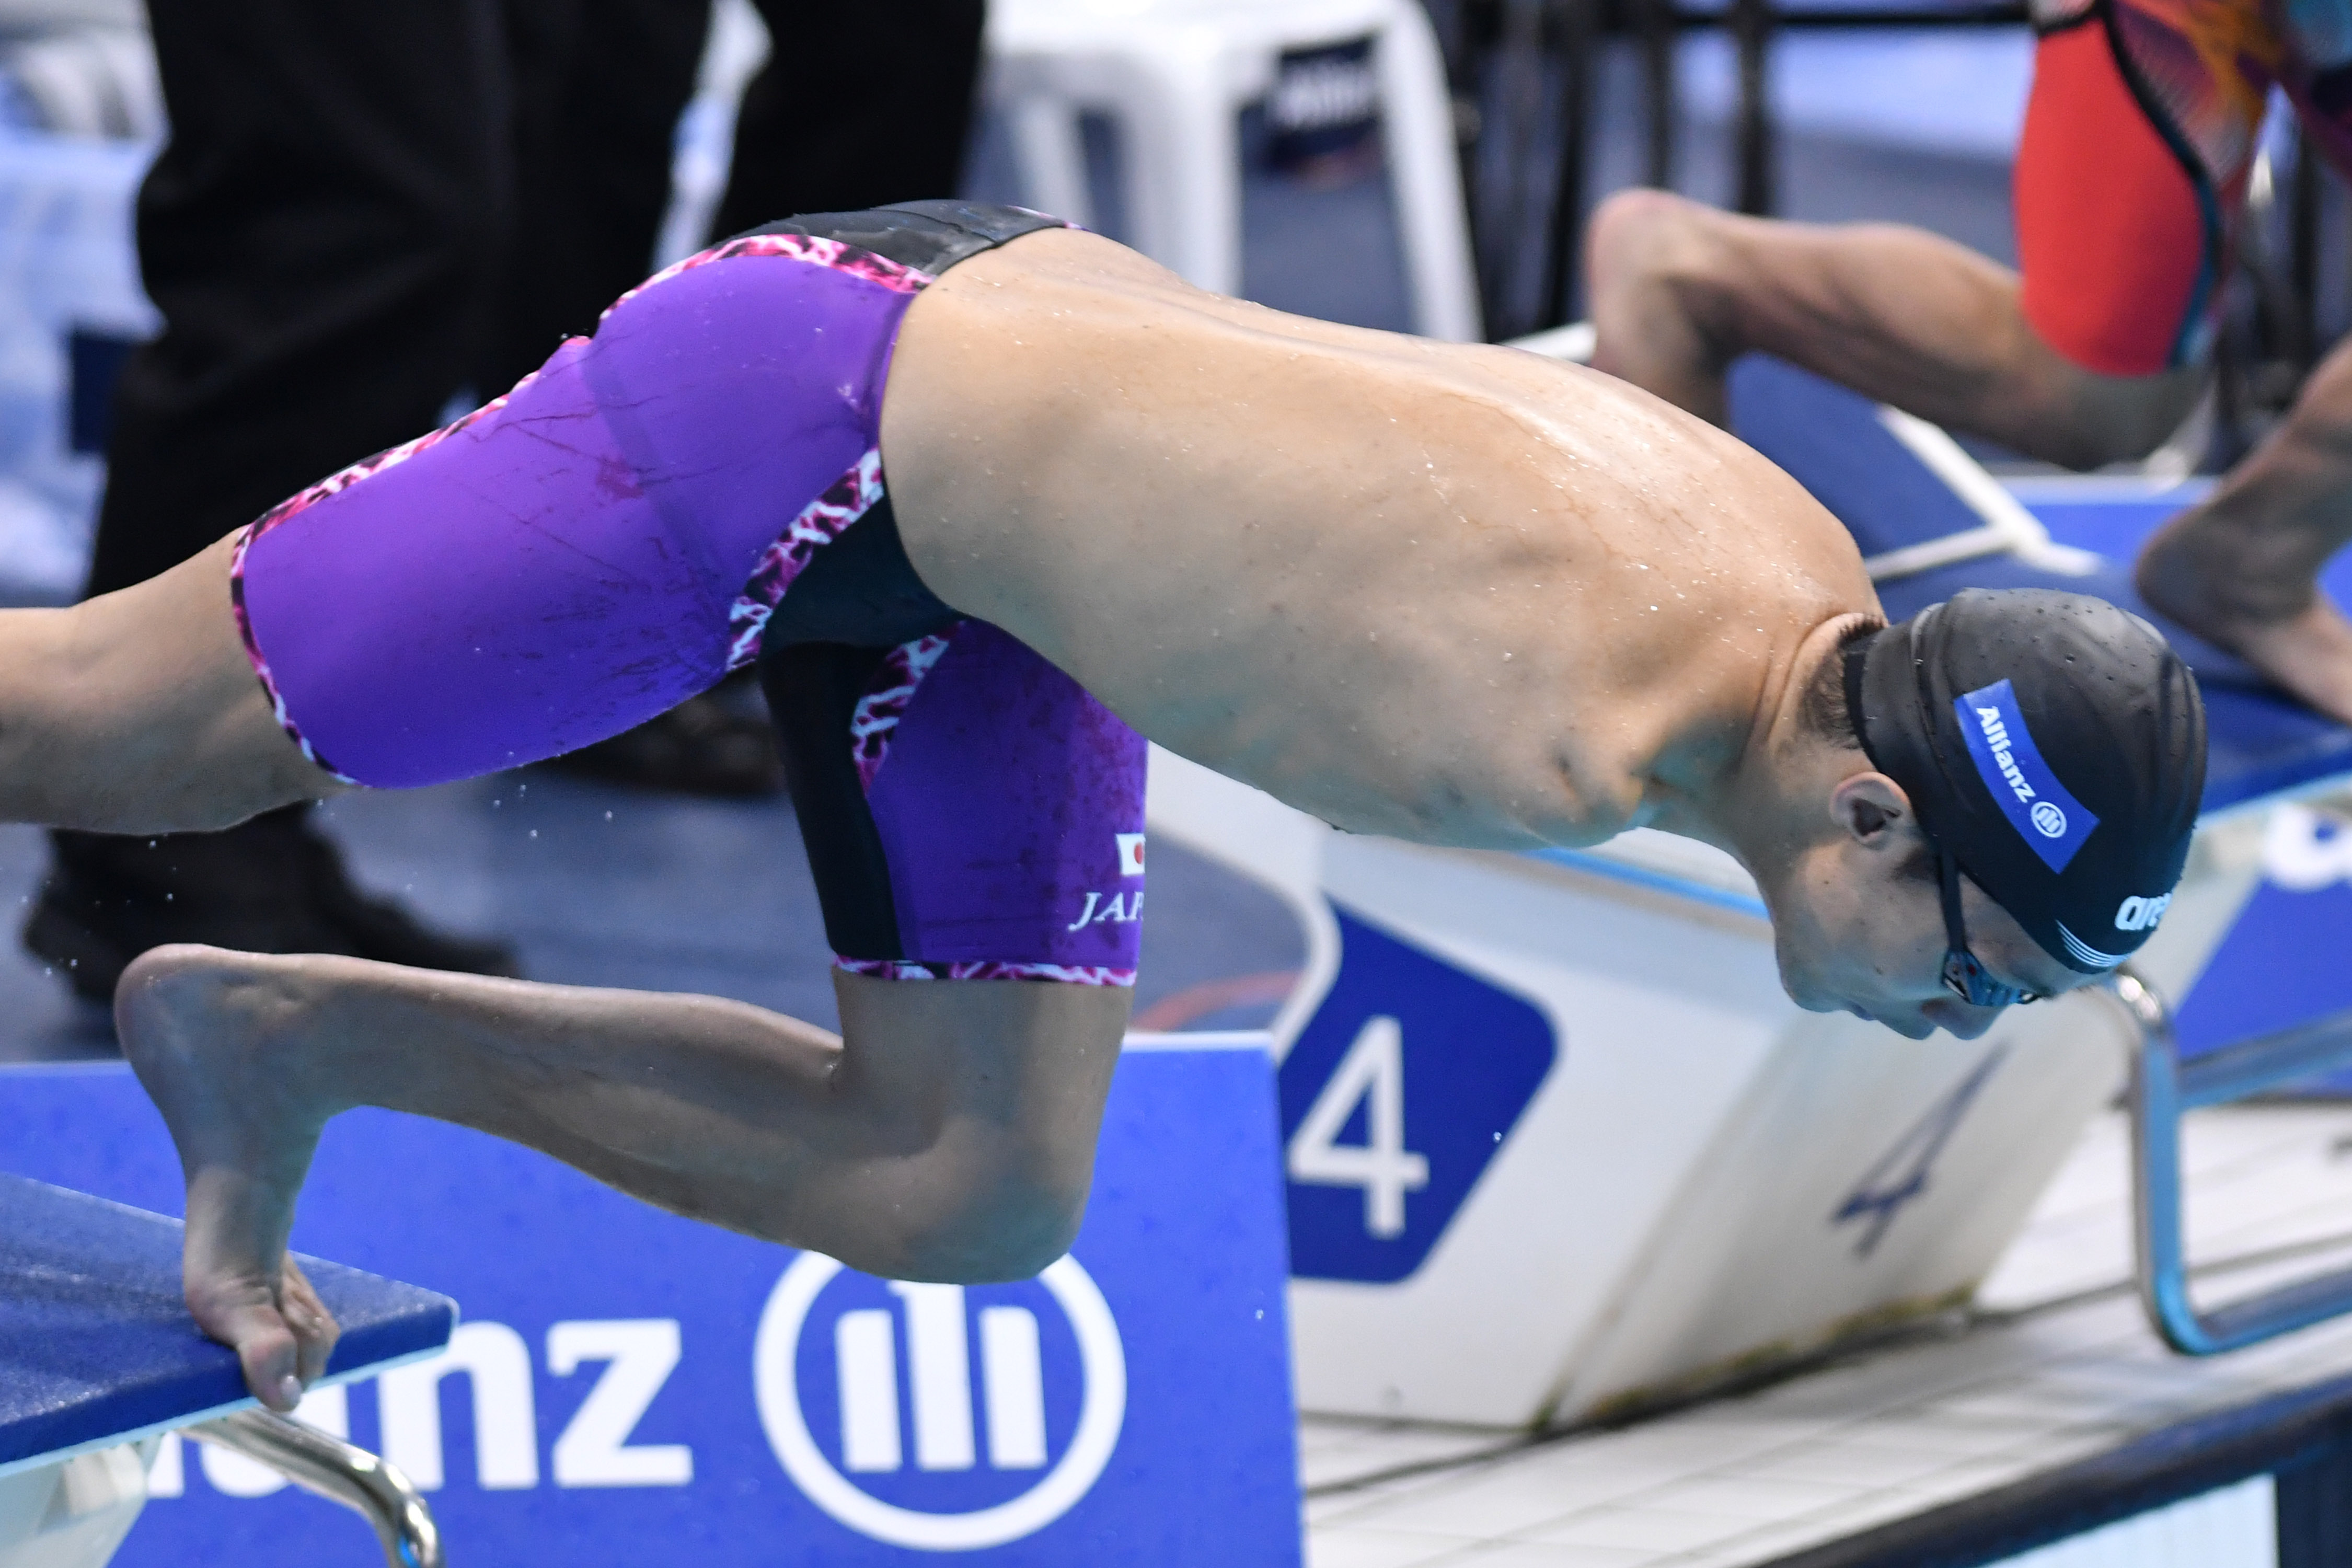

{"left": 1828, "top": 771, "right": 1915, "bottom": 849}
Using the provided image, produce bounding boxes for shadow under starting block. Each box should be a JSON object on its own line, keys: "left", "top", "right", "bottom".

{"left": 0, "top": 1170, "right": 455, "bottom": 1567}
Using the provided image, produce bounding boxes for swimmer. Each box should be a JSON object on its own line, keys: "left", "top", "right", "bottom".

{"left": 1588, "top": 0, "right": 2352, "bottom": 723}
{"left": 0, "top": 202, "right": 2201, "bottom": 1412}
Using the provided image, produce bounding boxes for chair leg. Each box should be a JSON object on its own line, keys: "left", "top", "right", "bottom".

{"left": 1005, "top": 96, "right": 1095, "bottom": 230}
{"left": 1113, "top": 41, "right": 1246, "bottom": 297}
{"left": 1375, "top": 0, "right": 1482, "bottom": 342}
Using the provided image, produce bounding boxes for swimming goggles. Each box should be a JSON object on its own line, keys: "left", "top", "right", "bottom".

{"left": 1936, "top": 847, "right": 2042, "bottom": 1008}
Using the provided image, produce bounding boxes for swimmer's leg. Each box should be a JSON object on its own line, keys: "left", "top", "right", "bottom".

{"left": 1584, "top": 190, "right": 2201, "bottom": 470}
{"left": 2136, "top": 340, "right": 2352, "bottom": 724}
{"left": 0, "top": 532, "right": 342, "bottom": 835}
{"left": 117, "top": 945, "right": 1128, "bottom": 1410}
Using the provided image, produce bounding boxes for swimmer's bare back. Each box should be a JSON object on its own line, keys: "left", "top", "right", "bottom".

{"left": 882, "top": 228, "right": 1880, "bottom": 850}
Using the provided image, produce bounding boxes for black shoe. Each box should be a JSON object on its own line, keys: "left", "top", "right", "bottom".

{"left": 25, "top": 804, "right": 520, "bottom": 1002}
{"left": 546, "top": 686, "right": 783, "bottom": 798}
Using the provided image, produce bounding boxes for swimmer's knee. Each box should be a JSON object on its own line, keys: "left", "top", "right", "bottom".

{"left": 895, "top": 1169, "right": 1090, "bottom": 1284}
{"left": 1587, "top": 189, "right": 1748, "bottom": 382}
{"left": 1588, "top": 189, "right": 1724, "bottom": 296}
{"left": 2009, "top": 351, "right": 2203, "bottom": 471}
{"left": 875, "top": 1112, "right": 1099, "bottom": 1283}
{"left": 2038, "top": 386, "right": 2196, "bottom": 470}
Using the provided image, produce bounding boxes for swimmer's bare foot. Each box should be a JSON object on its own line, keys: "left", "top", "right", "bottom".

{"left": 2137, "top": 509, "right": 2352, "bottom": 727}
{"left": 116, "top": 944, "right": 341, "bottom": 1412}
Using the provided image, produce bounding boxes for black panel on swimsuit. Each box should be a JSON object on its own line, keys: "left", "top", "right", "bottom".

{"left": 727, "top": 199, "right": 1070, "bottom": 281}
{"left": 761, "top": 640, "right": 906, "bottom": 963}
{"left": 743, "top": 199, "right": 1066, "bottom": 967}
{"left": 759, "top": 508, "right": 967, "bottom": 964}
{"left": 767, "top": 499, "right": 960, "bottom": 650}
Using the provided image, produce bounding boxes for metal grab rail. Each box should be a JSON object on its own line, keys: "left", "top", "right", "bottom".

{"left": 2114, "top": 972, "right": 2352, "bottom": 1355}
{"left": 190, "top": 1408, "right": 445, "bottom": 1567}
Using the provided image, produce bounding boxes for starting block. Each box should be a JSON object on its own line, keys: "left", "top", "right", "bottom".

{"left": 0, "top": 1032, "right": 1298, "bottom": 1567}
{"left": 0, "top": 1167, "right": 454, "bottom": 1567}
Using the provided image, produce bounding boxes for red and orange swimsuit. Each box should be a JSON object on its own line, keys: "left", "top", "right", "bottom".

{"left": 2017, "top": 0, "right": 2352, "bottom": 374}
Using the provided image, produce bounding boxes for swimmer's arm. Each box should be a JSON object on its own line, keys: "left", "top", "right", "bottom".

{"left": 0, "top": 532, "right": 342, "bottom": 833}
{"left": 1588, "top": 192, "right": 2197, "bottom": 470}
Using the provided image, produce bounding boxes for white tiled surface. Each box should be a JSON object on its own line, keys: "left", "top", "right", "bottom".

{"left": 1981, "top": 1475, "right": 2278, "bottom": 1568}
{"left": 1302, "top": 1104, "right": 2352, "bottom": 1567}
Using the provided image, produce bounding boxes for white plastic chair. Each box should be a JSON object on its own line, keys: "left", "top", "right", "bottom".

{"left": 985, "top": 0, "right": 1482, "bottom": 341}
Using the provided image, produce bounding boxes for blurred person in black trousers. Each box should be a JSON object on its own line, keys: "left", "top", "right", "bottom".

{"left": 29, "top": 0, "right": 987, "bottom": 1001}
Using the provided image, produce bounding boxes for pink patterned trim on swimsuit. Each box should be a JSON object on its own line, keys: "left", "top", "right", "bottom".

{"left": 226, "top": 524, "right": 359, "bottom": 786}
{"left": 838, "top": 958, "right": 1139, "bottom": 986}
{"left": 725, "top": 448, "right": 888, "bottom": 671}
{"left": 601, "top": 231, "right": 931, "bottom": 327}
{"left": 850, "top": 632, "right": 954, "bottom": 790}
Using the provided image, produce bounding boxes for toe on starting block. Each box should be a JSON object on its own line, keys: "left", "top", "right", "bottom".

{"left": 0, "top": 1170, "right": 455, "bottom": 1568}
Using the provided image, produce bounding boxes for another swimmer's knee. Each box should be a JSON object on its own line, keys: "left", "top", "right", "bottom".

{"left": 2018, "top": 354, "right": 2201, "bottom": 471}
{"left": 1589, "top": 189, "right": 1718, "bottom": 281}
{"left": 2045, "top": 401, "right": 2183, "bottom": 471}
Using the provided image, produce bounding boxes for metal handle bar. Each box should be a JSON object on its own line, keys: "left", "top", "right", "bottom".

{"left": 2115, "top": 971, "right": 2352, "bottom": 1355}
{"left": 190, "top": 1408, "right": 444, "bottom": 1567}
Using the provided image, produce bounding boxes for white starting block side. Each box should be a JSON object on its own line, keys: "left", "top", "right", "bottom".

{"left": 1146, "top": 746, "right": 2265, "bottom": 1429}
{"left": 1302, "top": 1100, "right": 2352, "bottom": 1567}
{"left": 0, "top": 1444, "right": 146, "bottom": 1568}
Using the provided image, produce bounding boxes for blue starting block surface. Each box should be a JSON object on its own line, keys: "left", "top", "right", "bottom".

{"left": 0, "top": 1169, "right": 455, "bottom": 1477}
{"left": 1728, "top": 354, "right": 2352, "bottom": 814}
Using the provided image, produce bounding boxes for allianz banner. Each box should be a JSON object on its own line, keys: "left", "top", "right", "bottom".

{"left": 0, "top": 1037, "right": 1300, "bottom": 1566}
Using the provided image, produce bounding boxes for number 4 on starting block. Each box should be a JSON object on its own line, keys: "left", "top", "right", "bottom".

{"left": 1280, "top": 908, "right": 1558, "bottom": 1283}
{"left": 1288, "top": 1017, "right": 1430, "bottom": 1238}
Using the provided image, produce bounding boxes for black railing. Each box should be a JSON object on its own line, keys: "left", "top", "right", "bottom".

{"left": 1437, "top": 0, "right": 2334, "bottom": 463}
{"left": 1437, "top": 0, "right": 2032, "bottom": 336}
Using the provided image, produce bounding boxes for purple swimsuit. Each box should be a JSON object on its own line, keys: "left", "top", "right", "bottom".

{"left": 231, "top": 202, "right": 1146, "bottom": 985}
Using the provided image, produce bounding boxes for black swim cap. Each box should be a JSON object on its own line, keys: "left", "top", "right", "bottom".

{"left": 1843, "top": 588, "right": 2206, "bottom": 976}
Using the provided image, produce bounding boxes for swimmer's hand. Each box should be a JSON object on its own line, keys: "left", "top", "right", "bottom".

{"left": 116, "top": 944, "right": 341, "bottom": 1412}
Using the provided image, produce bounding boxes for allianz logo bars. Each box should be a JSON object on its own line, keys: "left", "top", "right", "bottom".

{"left": 827, "top": 1283, "right": 1060, "bottom": 1480}
{"left": 0, "top": 1040, "right": 1299, "bottom": 1566}
{"left": 752, "top": 1257, "right": 1130, "bottom": 1551}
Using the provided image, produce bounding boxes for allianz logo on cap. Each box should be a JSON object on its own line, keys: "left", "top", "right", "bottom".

{"left": 1954, "top": 679, "right": 2099, "bottom": 874}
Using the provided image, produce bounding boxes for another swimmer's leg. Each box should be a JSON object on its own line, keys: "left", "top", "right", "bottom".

{"left": 2137, "top": 339, "right": 2352, "bottom": 723}
{"left": 117, "top": 945, "right": 1128, "bottom": 1410}
{"left": 1584, "top": 191, "right": 2199, "bottom": 469}
{"left": 0, "top": 532, "right": 342, "bottom": 834}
